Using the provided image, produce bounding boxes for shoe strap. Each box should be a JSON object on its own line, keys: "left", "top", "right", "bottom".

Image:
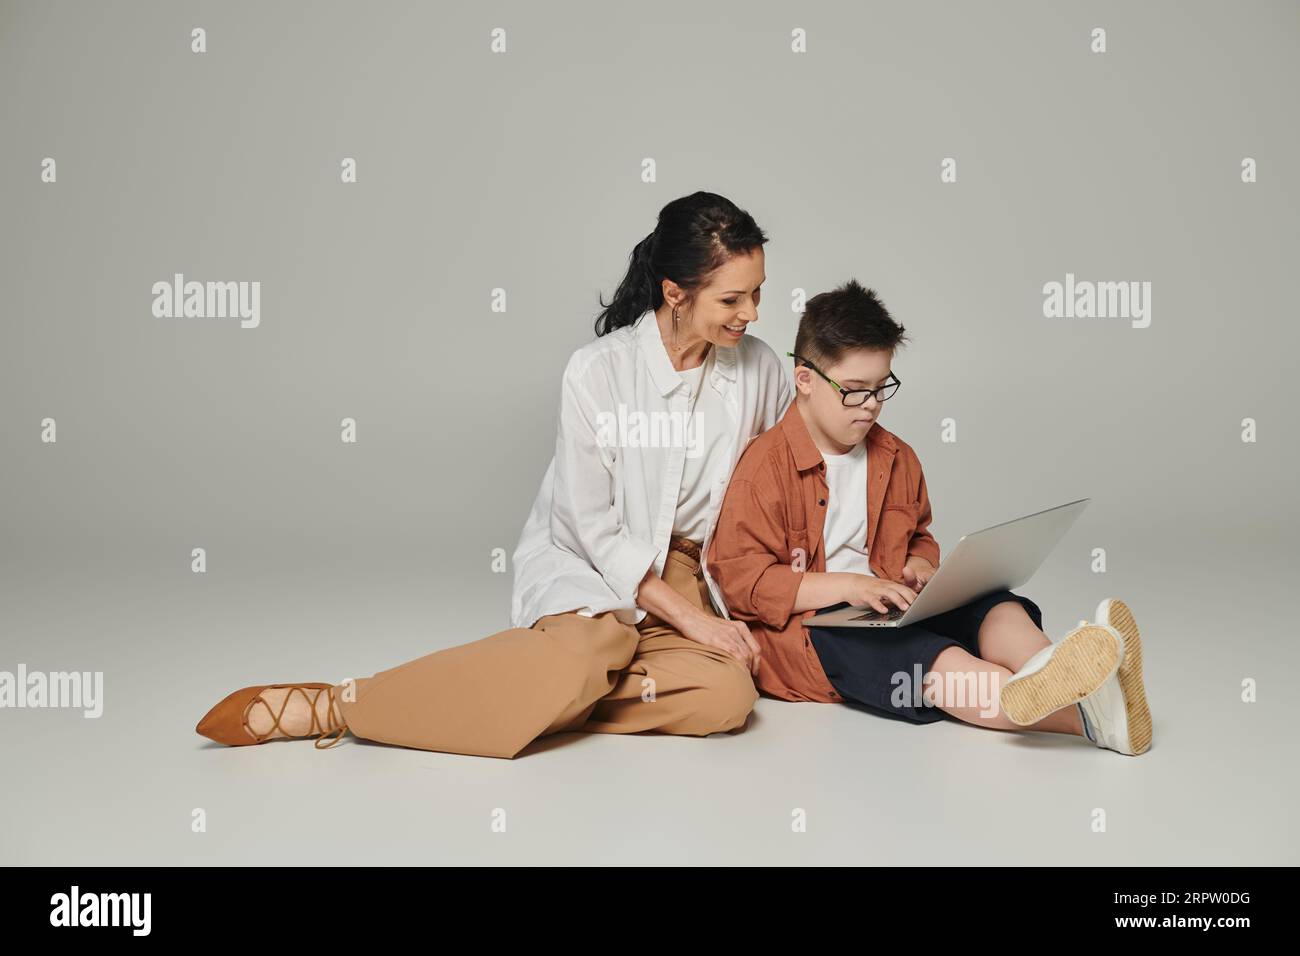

{"left": 242, "top": 684, "right": 349, "bottom": 747}
{"left": 315, "top": 685, "right": 349, "bottom": 749}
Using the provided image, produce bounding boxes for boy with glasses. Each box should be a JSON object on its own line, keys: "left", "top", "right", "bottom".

{"left": 704, "top": 280, "right": 1152, "bottom": 755}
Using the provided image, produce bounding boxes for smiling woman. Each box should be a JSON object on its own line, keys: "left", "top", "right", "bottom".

{"left": 196, "top": 191, "right": 795, "bottom": 758}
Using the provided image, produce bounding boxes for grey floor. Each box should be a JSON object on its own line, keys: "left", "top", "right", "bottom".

{"left": 2, "top": 529, "right": 1294, "bottom": 867}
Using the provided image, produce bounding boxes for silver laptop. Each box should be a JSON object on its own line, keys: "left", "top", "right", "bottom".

{"left": 803, "top": 498, "right": 1089, "bottom": 628}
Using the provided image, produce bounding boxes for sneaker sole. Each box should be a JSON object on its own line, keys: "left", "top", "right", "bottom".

{"left": 1097, "top": 598, "right": 1153, "bottom": 755}
{"left": 999, "top": 625, "right": 1121, "bottom": 726}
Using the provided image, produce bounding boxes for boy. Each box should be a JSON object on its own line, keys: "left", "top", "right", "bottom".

{"left": 705, "top": 280, "right": 1152, "bottom": 755}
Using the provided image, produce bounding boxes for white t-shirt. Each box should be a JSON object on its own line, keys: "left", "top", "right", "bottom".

{"left": 673, "top": 348, "right": 729, "bottom": 542}
{"left": 822, "top": 440, "right": 875, "bottom": 577}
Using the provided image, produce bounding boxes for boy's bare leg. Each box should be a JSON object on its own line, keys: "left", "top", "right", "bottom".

{"left": 976, "top": 599, "right": 1052, "bottom": 672}
{"left": 924, "top": 645, "right": 1084, "bottom": 735}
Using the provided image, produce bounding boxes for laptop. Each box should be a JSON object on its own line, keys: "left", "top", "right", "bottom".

{"left": 802, "top": 498, "right": 1089, "bottom": 628}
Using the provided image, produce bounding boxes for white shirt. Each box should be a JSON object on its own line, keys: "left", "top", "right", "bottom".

{"left": 510, "top": 308, "right": 793, "bottom": 628}
{"left": 672, "top": 346, "right": 729, "bottom": 542}
{"left": 822, "top": 440, "right": 875, "bottom": 577}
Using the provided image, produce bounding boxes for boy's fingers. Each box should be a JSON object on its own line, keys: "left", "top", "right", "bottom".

{"left": 890, "top": 584, "right": 918, "bottom": 607}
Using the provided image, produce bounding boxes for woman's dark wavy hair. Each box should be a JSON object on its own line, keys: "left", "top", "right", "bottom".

{"left": 594, "top": 191, "right": 768, "bottom": 337}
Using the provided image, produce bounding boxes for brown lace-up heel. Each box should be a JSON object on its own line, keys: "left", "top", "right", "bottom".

{"left": 196, "top": 682, "right": 349, "bottom": 748}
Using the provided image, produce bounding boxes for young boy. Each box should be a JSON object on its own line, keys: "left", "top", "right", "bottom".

{"left": 705, "top": 279, "right": 1152, "bottom": 755}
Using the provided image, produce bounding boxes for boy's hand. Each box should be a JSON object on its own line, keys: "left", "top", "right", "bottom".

{"left": 901, "top": 564, "right": 935, "bottom": 592}
{"left": 842, "top": 574, "right": 919, "bottom": 614}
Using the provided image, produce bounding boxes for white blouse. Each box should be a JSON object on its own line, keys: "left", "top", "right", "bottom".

{"left": 672, "top": 345, "right": 729, "bottom": 542}
{"left": 510, "top": 308, "right": 793, "bottom": 628}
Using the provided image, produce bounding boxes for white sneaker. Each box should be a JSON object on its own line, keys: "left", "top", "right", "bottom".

{"left": 999, "top": 622, "right": 1123, "bottom": 727}
{"left": 1076, "top": 598, "right": 1153, "bottom": 755}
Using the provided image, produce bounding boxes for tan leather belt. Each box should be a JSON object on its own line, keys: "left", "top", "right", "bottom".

{"left": 668, "top": 536, "right": 702, "bottom": 562}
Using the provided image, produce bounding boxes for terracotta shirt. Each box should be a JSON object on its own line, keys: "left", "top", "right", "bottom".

{"left": 703, "top": 401, "right": 941, "bottom": 703}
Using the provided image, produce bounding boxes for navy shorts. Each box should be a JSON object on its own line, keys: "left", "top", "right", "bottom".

{"left": 807, "top": 589, "right": 1043, "bottom": 724}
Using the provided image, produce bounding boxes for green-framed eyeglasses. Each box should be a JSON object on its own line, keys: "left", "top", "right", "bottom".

{"left": 787, "top": 352, "right": 902, "bottom": 407}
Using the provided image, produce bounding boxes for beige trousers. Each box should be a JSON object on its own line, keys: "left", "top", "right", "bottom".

{"left": 336, "top": 543, "right": 758, "bottom": 758}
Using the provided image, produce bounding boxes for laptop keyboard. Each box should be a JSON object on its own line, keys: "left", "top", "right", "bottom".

{"left": 848, "top": 607, "right": 906, "bottom": 622}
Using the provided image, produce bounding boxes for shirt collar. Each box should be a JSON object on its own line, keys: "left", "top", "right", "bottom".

{"left": 633, "top": 307, "right": 738, "bottom": 397}
{"left": 778, "top": 399, "right": 897, "bottom": 472}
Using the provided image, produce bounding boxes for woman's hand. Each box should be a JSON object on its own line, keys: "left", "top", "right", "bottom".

{"left": 636, "top": 570, "right": 761, "bottom": 675}
{"left": 677, "top": 610, "right": 762, "bottom": 676}
{"left": 841, "top": 574, "right": 919, "bottom": 614}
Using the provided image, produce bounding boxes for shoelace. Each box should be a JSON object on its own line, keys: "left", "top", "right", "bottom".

{"left": 242, "top": 684, "right": 349, "bottom": 748}
{"left": 314, "top": 685, "right": 349, "bottom": 749}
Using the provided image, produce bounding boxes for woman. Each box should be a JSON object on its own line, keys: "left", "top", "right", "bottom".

{"left": 196, "top": 191, "right": 793, "bottom": 758}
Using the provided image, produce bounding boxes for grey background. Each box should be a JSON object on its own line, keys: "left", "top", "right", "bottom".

{"left": 1, "top": 0, "right": 1296, "bottom": 865}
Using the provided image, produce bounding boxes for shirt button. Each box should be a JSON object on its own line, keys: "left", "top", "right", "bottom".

{"left": 818, "top": 498, "right": 826, "bottom": 506}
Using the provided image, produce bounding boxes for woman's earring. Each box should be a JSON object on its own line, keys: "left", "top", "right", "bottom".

{"left": 672, "top": 307, "right": 679, "bottom": 350}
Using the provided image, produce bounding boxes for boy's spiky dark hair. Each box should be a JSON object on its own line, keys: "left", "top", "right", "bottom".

{"left": 793, "top": 279, "right": 908, "bottom": 368}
